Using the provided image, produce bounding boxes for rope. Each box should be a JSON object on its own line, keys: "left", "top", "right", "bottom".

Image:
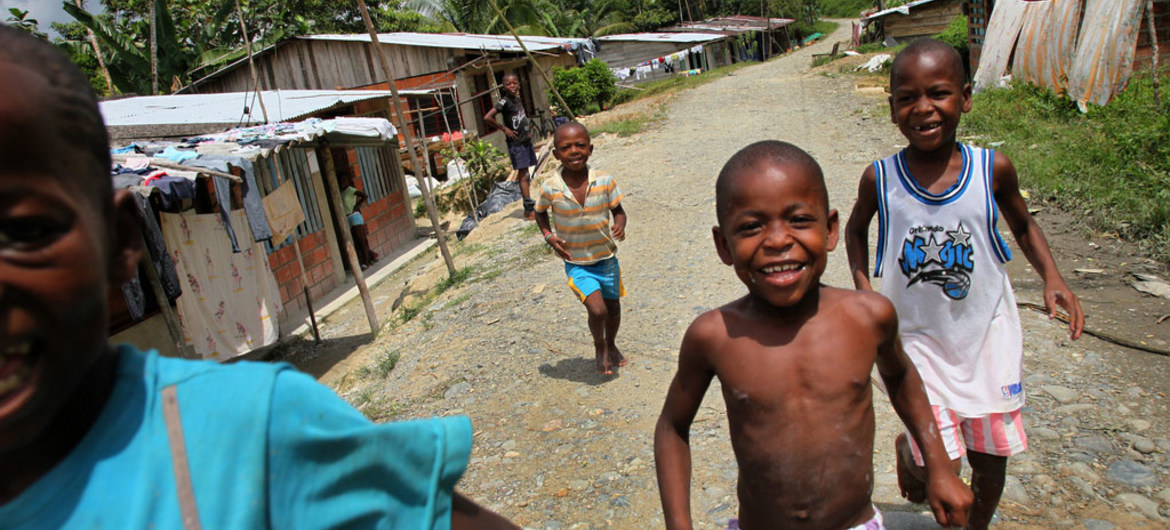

{"left": 1017, "top": 302, "right": 1170, "bottom": 357}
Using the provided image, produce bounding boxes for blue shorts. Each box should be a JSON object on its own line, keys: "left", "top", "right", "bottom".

{"left": 565, "top": 257, "right": 624, "bottom": 301}
{"left": 508, "top": 142, "right": 537, "bottom": 170}
{"left": 347, "top": 211, "right": 364, "bottom": 227}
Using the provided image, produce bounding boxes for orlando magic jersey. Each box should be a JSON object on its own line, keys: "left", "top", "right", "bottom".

{"left": 873, "top": 144, "right": 1024, "bottom": 414}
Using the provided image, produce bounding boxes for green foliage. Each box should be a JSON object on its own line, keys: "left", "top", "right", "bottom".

{"left": 550, "top": 59, "right": 617, "bottom": 116}
{"left": 935, "top": 14, "right": 968, "bottom": 55}
{"left": 817, "top": 0, "right": 873, "bottom": 18}
{"left": 961, "top": 74, "right": 1170, "bottom": 262}
{"left": 591, "top": 116, "right": 652, "bottom": 137}
{"left": 7, "top": 8, "right": 48, "bottom": 40}
{"left": 438, "top": 137, "right": 507, "bottom": 214}
{"left": 630, "top": 7, "right": 676, "bottom": 32}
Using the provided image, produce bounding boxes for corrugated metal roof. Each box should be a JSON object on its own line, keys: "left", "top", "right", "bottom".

{"left": 300, "top": 32, "right": 582, "bottom": 52}
{"left": 862, "top": 0, "right": 944, "bottom": 21}
{"left": 597, "top": 32, "right": 729, "bottom": 43}
{"left": 100, "top": 89, "right": 431, "bottom": 127}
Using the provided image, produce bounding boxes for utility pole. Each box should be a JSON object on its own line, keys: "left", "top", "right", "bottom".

{"left": 236, "top": 0, "right": 269, "bottom": 122}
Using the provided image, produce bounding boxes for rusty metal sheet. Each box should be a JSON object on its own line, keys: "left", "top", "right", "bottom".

{"left": 1014, "top": 0, "right": 1082, "bottom": 93}
{"left": 1068, "top": 0, "right": 1145, "bottom": 107}
{"left": 974, "top": 0, "right": 1031, "bottom": 92}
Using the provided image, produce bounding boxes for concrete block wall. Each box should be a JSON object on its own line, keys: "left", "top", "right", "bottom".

{"left": 345, "top": 149, "right": 417, "bottom": 262}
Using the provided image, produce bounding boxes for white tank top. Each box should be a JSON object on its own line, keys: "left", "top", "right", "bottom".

{"left": 873, "top": 144, "right": 1024, "bottom": 414}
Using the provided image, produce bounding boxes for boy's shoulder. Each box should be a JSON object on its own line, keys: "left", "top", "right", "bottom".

{"left": 122, "top": 344, "right": 291, "bottom": 391}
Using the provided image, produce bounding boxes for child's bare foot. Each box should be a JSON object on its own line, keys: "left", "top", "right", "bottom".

{"left": 895, "top": 433, "right": 928, "bottom": 503}
{"left": 595, "top": 348, "right": 613, "bottom": 375}
{"left": 608, "top": 346, "right": 628, "bottom": 368}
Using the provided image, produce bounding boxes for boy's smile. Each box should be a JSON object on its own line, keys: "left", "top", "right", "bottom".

{"left": 714, "top": 161, "right": 838, "bottom": 309}
{"left": 889, "top": 50, "right": 971, "bottom": 155}
{"left": 503, "top": 76, "right": 521, "bottom": 97}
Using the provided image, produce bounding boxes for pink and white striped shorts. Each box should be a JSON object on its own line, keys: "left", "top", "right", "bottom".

{"left": 908, "top": 406, "right": 1028, "bottom": 465}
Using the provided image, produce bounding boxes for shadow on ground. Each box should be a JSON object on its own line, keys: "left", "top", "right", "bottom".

{"left": 874, "top": 502, "right": 940, "bottom": 529}
{"left": 272, "top": 333, "right": 375, "bottom": 379}
{"left": 538, "top": 357, "right": 622, "bottom": 385}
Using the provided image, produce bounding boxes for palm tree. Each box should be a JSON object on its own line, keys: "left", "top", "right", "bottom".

{"left": 404, "top": 0, "right": 544, "bottom": 34}
{"left": 6, "top": 8, "right": 48, "bottom": 39}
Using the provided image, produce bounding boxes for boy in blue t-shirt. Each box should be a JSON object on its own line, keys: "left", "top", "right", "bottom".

{"left": 0, "top": 26, "right": 514, "bottom": 529}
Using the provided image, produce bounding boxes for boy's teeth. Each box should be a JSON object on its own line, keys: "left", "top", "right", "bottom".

{"left": 762, "top": 263, "right": 802, "bottom": 273}
{"left": 0, "top": 366, "right": 29, "bottom": 394}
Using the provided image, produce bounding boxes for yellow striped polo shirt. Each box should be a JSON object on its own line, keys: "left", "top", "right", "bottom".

{"left": 534, "top": 168, "right": 624, "bottom": 265}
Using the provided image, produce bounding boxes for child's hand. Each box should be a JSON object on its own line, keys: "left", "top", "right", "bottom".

{"left": 926, "top": 472, "right": 973, "bottom": 528}
{"left": 504, "top": 128, "right": 518, "bottom": 140}
{"left": 611, "top": 222, "right": 626, "bottom": 241}
{"left": 1044, "top": 281, "right": 1084, "bottom": 339}
{"left": 545, "top": 234, "right": 570, "bottom": 260}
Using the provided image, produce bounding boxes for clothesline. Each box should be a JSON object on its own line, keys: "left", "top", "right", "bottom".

{"left": 608, "top": 44, "right": 705, "bottom": 82}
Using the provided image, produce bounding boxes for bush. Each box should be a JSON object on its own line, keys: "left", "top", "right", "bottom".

{"left": 549, "top": 59, "right": 617, "bottom": 116}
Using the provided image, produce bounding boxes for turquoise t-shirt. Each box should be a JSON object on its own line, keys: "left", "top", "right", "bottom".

{"left": 0, "top": 346, "right": 472, "bottom": 529}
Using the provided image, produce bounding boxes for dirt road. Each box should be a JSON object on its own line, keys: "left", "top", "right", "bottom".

{"left": 286, "top": 22, "right": 1170, "bottom": 529}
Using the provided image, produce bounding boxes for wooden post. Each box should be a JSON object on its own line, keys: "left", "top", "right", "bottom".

{"left": 356, "top": 0, "right": 458, "bottom": 278}
{"left": 318, "top": 146, "right": 380, "bottom": 336}
{"left": 139, "top": 234, "right": 194, "bottom": 358}
{"left": 1147, "top": 0, "right": 1162, "bottom": 110}
{"left": 235, "top": 0, "right": 269, "bottom": 122}
{"left": 486, "top": 0, "right": 577, "bottom": 118}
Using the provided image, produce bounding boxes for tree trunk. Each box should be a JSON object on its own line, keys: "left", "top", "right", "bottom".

{"left": 74, "top": 0, "right": 114, "bottom": 95}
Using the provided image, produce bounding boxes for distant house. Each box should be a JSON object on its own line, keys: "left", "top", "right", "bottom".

{"left": 596, "top": 33, "right": 736, "bottom": 85}
{"left": 862, "top": 0, "right": 964, "bottom": 43}
{"left": 101, "top": 105, "right": 416, "bottom": 358}
{"left": 180, "top": 33, "right": 583, "bottom": 145}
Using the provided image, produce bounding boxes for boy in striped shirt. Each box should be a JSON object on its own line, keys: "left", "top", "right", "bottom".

{"left": 534, "top": 122, "right": 629, "bottom": 375}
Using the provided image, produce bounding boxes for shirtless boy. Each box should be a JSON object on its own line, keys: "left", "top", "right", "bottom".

{"left": 654, "top": 141, "right": 972, "bottom": 529}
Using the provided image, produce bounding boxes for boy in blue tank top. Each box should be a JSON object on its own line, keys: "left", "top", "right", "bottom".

{"left": 0, "top": 26, "right": 514, "bottom": 529}
{"left": 844, "top": 39, "right": 1084, "bottom": 529}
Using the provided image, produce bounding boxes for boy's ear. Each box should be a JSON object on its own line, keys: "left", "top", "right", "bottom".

{"left": 888, "top": 96, "right": 897, "bottom": 124}
{"left": 108, "top": 189, "right": 145, "bottom": 286}
{"left": 962, "top": 83, "right": 973, "bottom": 113}
{"left": 712, "top": 225, "right": 734, "bottom": 265}
{"left": 825, "top": 208, "right": 840, "bottom": 251}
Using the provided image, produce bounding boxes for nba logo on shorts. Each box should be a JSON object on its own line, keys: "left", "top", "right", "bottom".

{"left": 1001, "top": 382, "right": 1022, "bottom": 398}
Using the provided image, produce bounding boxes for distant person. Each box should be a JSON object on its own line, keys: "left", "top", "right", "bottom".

{"left": 844, "top": 39, "right": 1084, "bottom": 529}
{"left": 483, "top": 73, "right": 537, "bottom": 220}
{"left": 0, "top": 25, "right": 514, "bottom": 529}
{"left": 655, "top": 140, "right": 972, "bottom": 530}
{"left": 340, "top": 171, "right": 378, "bottom": 269}
{"left": 534, "top": 122, "right": 628, "bottom": 375}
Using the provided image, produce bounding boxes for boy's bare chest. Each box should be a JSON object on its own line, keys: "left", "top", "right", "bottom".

{"left": 712, "top": 334, "right": 876, "bottom": 407}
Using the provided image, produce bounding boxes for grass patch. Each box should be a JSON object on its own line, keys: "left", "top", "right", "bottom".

{"left": 371, "top": 348, "right": 401, "bottom": 378}
{"left": 397, "top": 266, "right": 475, "bottom": 324}
{"left": 592, "top": 115, "right": 653, "bottom": 137}
{"left": 361, "top": 398, "right": 405, "bottom": 422}
{"left": 479, "top": 267, "right": 505, "bottom": 281}
{"left": 453, "top": 242, "right": 487, "bottom": 257}
{"left": 793, "top": 20, "right": 839, "bottom": 41}
{"left": 520, "top": 222, "right": 541, "bottom": 238}
{"left": 610, "top": 61, "right": 758, "bottom": 107}
{"left": 442, "top": 292, "right": 472, "bottom": 309}
{"left": 819, "top": 0, "right": 872, "bottom": 17}
{"left": 961, "top": 72, "right": 1170, "bottom": 262}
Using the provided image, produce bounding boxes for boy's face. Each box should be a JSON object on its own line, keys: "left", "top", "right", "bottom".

{"left": 502, "top": 75, "right": 521, "bottom": 97}
{"left": 552, "top": 126, "right": 593, "bottom": 172}
{"left": 889, "top": 50, "right": 971, "bottom": 153}
{"left": 713, "top": 161, "right": 838, "bottom": 308}
{"left": 0, "top": 65, "right": 136, "bottom": 452}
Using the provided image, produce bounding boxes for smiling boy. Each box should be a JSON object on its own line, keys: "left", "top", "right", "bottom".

{"left": 534, "top": 122, "right": 628, "bottom": 375}
{"left": 0, "top": 26, "right": 514, "bottom": 529}
{"left": 844, "top": 39, "right": 1084, "bottom": 529}
{"left": 654, "top": 140, "right": 972, "bottom": 529}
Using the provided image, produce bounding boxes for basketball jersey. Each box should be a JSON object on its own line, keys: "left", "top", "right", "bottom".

{"left": 873, "top": 144, "right": 1024, "bottom": 414}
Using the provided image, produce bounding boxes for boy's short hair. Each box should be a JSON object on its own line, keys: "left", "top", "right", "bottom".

{"left": 889, "top": 38, "right": 966, "bottom": 86}
{"left": 715, "top": 140, "right": 827, "bottom": 223}
{"left": 552, "top": 121, "right": 589, "bottom": 145}
{"left": 0, "top": 25, "right": 112, "bottom": 210}
{"left": 503, "top": 72, "right": 519, "bottom": 81}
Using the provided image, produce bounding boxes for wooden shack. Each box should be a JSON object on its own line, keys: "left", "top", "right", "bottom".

{"left": 597, "top": 33, "right": 737, "bottom": 84}
{"left": 179, "top": 33, "right": 580, "bottom": 143}
{"left": 862, "top": 0, "right": 964, "bottom": 43}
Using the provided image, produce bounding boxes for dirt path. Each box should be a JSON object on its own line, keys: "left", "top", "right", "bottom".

{"left": 287, "top": 22, "right": 1170, "bottom": 529}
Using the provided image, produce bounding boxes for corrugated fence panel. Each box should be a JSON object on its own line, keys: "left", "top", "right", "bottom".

{"left": 974, "top": 0, "right": 1031, "bottom": 92}
{"left": 1068, "top": 0, "right": 1145, "bottom": 107}
{"left": 1014, "top": 0, "right": 1082, "bottom": 94}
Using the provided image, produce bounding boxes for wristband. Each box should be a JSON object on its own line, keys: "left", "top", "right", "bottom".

{"left": 543, "top": 232, "right": 554, "bottom": 241}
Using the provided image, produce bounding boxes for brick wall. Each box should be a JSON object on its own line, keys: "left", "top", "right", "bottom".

{"left": 345, "top": 149, "right": 416, "bottom": 259}
{"left": 267, "top": 228, "right": 339, "bottom": 318}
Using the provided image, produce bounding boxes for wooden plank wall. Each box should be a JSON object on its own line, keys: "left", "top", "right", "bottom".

{"left": 885, "top": 0, "right": 963, "bottom": 40}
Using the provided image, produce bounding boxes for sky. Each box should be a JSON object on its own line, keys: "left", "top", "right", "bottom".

{"left": 2, "top": 0, "right": 101, "bottom": 39}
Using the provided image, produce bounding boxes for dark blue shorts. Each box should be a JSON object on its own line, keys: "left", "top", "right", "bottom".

{"left": 508, "top": 142, "right": 537, "bottom": 170}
